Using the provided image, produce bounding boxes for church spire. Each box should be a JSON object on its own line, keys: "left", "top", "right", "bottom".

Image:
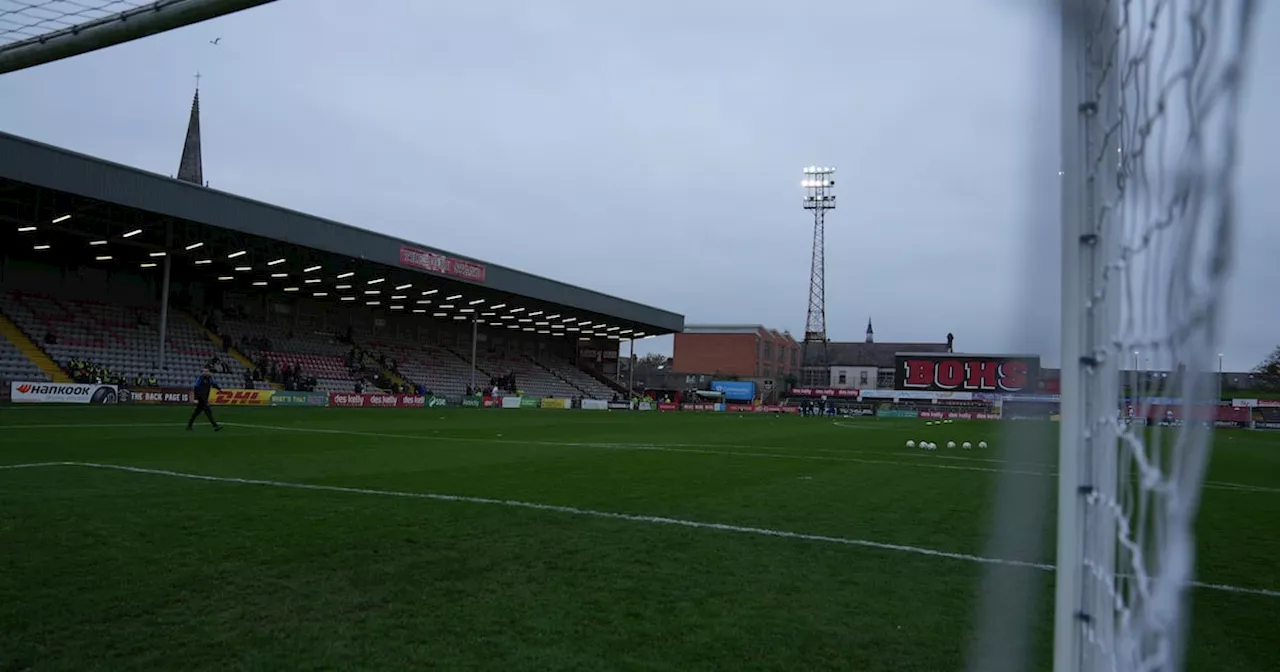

{"left": 865, "top": 318, "right": 874, "bottom": 343}
{"left": 176, "top": 77, "right": 204, "bottom": 186}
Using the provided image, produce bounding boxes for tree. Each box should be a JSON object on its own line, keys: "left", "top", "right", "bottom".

{"left": 1252, "top": 346, "right": 1280, "bottom": 390}
{"left": 636, "top": 353, "right": 669, "bottom": 370}
{"left": 783, "top": 373, "right": 799, "bottom": 390}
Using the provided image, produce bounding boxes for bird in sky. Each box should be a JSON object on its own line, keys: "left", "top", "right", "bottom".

{"left": 210, "top": 37, "right": 221, "bottom": 45}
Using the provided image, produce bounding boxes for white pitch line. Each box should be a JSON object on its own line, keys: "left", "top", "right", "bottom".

{"left": 1, "top": 460, "right": 1276, "bottom": 599}
{"left": 4, "top": 422, "right": 1276, "bottom": 493}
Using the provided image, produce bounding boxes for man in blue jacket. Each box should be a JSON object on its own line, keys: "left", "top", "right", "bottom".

{"left": 188, "top": 367, "right": 224, "bottom": 431}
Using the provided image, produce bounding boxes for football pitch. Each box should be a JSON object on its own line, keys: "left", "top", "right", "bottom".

{"left": 1, "top": 407, "right": 1277, "bottom": 671}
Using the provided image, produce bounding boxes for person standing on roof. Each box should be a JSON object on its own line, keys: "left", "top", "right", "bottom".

{"left": 188, "top": 367, "right": 223, "bottom": 432}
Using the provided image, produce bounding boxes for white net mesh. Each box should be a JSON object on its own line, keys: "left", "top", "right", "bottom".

{"left": 0, "top": 0, "right": 149, "bottom": 46}
{"left": 1061, "top": 0, "right": 1257, "bottom": 671}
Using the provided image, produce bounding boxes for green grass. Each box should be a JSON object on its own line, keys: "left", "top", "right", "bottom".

{"left": 0, "top": 407, "right": 1277, "bottom": 671}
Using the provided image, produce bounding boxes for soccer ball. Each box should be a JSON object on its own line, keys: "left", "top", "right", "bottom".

{"left": 962, "top": 441, "right": 972, "bottom": 449}
{"left": 906, "top": 440, "right": 916, "bottom": 448}
{"left": 978, "top": 441, "right": 988, "bottom": 449}
{"left": 946, "top": 441, "right": 956, "bottom": 449}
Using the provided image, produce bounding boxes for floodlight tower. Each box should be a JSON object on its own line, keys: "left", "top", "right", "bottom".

{"left": 800, "top": 165, "right": 835, "bottom": 386}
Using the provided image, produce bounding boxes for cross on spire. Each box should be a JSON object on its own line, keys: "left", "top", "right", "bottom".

{"left": 194, "top": 71, "right": 201, "bottom": 88}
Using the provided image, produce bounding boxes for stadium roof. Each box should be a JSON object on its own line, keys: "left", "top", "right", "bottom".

{"left": 681, "top": 324, "right": 796, "bottom": 339}
{"left": 0, "top": 130, "right": 684, "bottom": 339}
{"left": 811, "top": 342, "right": 951, "bottom": 368}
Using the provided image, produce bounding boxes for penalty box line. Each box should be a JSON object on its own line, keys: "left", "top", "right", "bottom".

{"left": 0, "top": 460, "right": 1277, "bottom": 600}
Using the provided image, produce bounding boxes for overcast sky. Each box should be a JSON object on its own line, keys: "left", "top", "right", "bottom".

{"left": 0, "top": 0, "right": 1275, "bottom": 370}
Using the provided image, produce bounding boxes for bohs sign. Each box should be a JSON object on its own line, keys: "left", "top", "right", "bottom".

{"left": 893, "top": 353, "right": 1040, "bottom": 393}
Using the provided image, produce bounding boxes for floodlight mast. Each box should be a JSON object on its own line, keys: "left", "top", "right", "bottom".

{"left": 800, "top": 166, "right": 835, "bottom": 386}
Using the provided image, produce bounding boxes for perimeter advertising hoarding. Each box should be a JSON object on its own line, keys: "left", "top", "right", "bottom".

{"left": 893, "top": 354, "right": 1040, "bottom": 394}
{"left": 270, "top": 391, "right": 329, "bottom": 407}
{"left": 122, "top": 388, "right": 192, "bottom": 405}
{"left": 540, "top": 398, "right": 570, "bottom": 409}
{"left": 211, "top": 389, "right": 274, "bottom": 406}
{"left": 10, "top": 381, "right": 118, "bottom": 404}
{"left": 789, "top": 388, "right": 859, "bottom": 398}
{"left": 328, "top": 393, "right": 426, "bottom": 408}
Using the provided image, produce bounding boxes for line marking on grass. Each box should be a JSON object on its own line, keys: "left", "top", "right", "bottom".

{"left": 1, "top": 460, "right": 1277, "bottom": 599}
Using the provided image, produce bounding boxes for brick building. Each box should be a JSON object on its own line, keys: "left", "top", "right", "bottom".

{"left": 673, "top": 325, "right": 801, "bottom": 381}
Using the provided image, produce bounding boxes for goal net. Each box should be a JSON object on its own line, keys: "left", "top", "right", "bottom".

{"left": 0, "top": 0, "right": 276, "bottom": 74}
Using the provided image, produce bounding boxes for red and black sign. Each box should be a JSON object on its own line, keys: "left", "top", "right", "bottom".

{"left": 894, "top": 354, "right": 1040, "bottom": 393}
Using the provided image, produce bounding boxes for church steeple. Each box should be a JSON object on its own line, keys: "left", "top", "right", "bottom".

{"left": 176, "top": 80, "right": 204, "bottom": 186}
{"left": 865, "top": 318, "right": 874, "bottom": 343}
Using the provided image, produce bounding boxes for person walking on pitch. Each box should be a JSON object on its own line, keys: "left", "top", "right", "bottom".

{"left": 188, "top": 367, "right": 223, "bottom": 431}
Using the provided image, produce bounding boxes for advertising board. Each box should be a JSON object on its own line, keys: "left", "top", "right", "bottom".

{"left": 789, "top": 387, "right": 859, "bottom": 398}
{"left": 398, "top": 246, "right": 487, "bottom": 283}
{"left": 859, "top": 389, "right": 975, "bottom": 401}
{"left": 582, "top": 399, "right": 609, "bottom": 410}
{"left": 877, "top": 409, "right": 920, "bottom": 419}
{"left": 328, "top": 393, "right": 426, "bottom": 408}
{"left": 724, "top": 404, "right": 798, "bottom": 414}
{"left": 540, "top": 398, "right": 570, "bottom": 409}
{"left": 710, "top": 380, "right": 756, "bottom": 402}
{"left": 607, "top": 401, "right": 631, "bottom": 410}
{"left": 680, "top": 403, "right": 724, "bottom": 412}
{"left": 917, "top": 410, "right": 1002, "bottom": 420}
{"left": 658, "top": 402, "right": 679, "bottom": 411}
{"left": 501, "top": 396, "right": 523, "bottom": 409}
{"left": 123, "top": 388, "right": 192, "bottom": 405}
{"left": 10, "top": 381, "right": 118, "bottom": 404}
{"left": 427, "top": 396, "right": 448, "bottom": 407}
{"left": 211, "top": 389, "right": 274, "bottom": 406}
{"left": 893, "top": 354, "right": 1040, "bottom": 394}
{"left": 270, "top": 391, "right": 330, "bottom": 407}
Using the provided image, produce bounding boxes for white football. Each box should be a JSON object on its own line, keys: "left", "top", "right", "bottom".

{"left": 946, "top": 441, "right": 956, "bottom": 449}
{"left": 962, "top": 441, "right": 972, "bottom": 449}
{"left": 906, "top": 440, "right": 916, "bottom": 448}
{"left": 978, "top": 441, "right": 988, "bottom": 449}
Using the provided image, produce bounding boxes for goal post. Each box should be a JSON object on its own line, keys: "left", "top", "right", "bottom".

{"left": 1052, "top": 1, "right": 1258, "bottom": 671}
{"left": 0, "top": 0, "right": 278, "bottom": 75}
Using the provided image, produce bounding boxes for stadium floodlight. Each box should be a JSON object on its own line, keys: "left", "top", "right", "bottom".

{"left": 226, "top": 250, "right": 246, "bottom": 258}
{"left": 283, "top": 287, "right": 299, "bottom": 292}
{"left": 416, "top": 300, "right": 431, "bottom": 305}
{"left": 184, "top": 242, "right": 203, "bottom": 250}
{"left": 304, "top": 278, "right": 321, "bottom": 284}
{"left": 304, "top": 265, "right": 322, "bottom": 273}
{"left": 460, "top": 308, "right": 475, "bottom": 313}
{"left": 17, "top": 226, "right": 36, "bottom": 232}
{"left": 537, "top": 330, "right": 549, "bottom": 334}
{"left": 453, "top": 315, "right": 467, "bottom": 321}
{"left": 251, "top": 281, "right": 267, "bottom": 287}
{"left": 518, "top": 318, "right": 532, "bottom": 324}
{"left": 507, "top": 324, "right": 519, "bottom": 329}
{"left": 395, "top": 283, "right": 412, "bottom": 290}
{"left": 33, "top": 244, "right": 50, "bottom": 250}
{"left": 270, "top": 272, "right": 287, "bottom": 278}
{"left": 194, "top": 259, "right": 212, "bottom": 265}
{"left": 313, "top": 292, "right": 328, "bottom": 297}
{"left": 366, "top": 300, "right": 380, "bottom": 306}
{"left": 412, "top": 309, "right": 425, "bottom": 314}
{"left": 390, "top": 305, "right": 404, "bottom": 310}
{"left": 535, "top": 321, "right": 549, "bottom": 326}
{"left": 480, "top": 312, "right": 495, "bottom": 317}
{"left": 367, "top": 278, "right": 385, "bottom": 285}
{"left": 122, "top": 229, "right": 142, "bottom": 238}
{"left": 490, "top": 303, "right": 506, "bottom": 309}
{"left": 234, "top": 266, "right": 251, "bottom": 272}
{"left": 522, "top": 327, "right": 535, "bottom": 332}
{"left": 89, "top": 240, "right": 107, "bottom": 246}
{"left": 94, "top": 255, "right": 112, "bottom": 261}
{"left": 432, "top": 312, "right": 447, "bottom": 317}
{"left": 267, "top": 258, "right": 285, "bottom": 266}
{"left": 149, "top": 251, "right": 166, "bottom": 257}
{"left": 0, "top": 0, "right": 280, "bottom": 75}
{"left": 567, "top": 327, "right": 580, "bottom": 332}
{"left": 51, "top": 214, "right": 71, "bottom": 223}
{"left": 335, "top": 284, "right": 352, "bottom": 290}
{"left": 337, "top": 272, "right": 355, "bottom": 279}
{"left": 579, "top": 321, "right": 593, "bottom": 327}
{"left": 528, "top": 311, "right": 543, "bottom": 317}
{"left": 510, "top": 307, "right": 526, "bottom": 313}
{"left": 421, "top": 289, "right": 439, "bottom": 295}
{"left": 140, "top": 262, "right": 156, "bottom": 268}
{"left": 217, "top": 276, "right": 233, "bottom": 281}
{"left": 500, "top": 315, "right": 515, "bottom": 320}
{"left": 391, "top": 295, "right": 407, "bottom": 300}
{"left": 550, "top": 324, "right": 564, "bottom": 329}
{"left": 606, "top": 326, "right": 620, "bottom": 331}
{"left": 340, "top": 297, "right": 355, "bottom": 302}
{"left": 546, "top": 314, "right": 560, "bottom": 320}
{"left": 634, "top": 332, "right": 646, "bottom": 338}
{"left": 445, "top": 294, "right": 462, "bottom": 301}
{"left": 438, "top": 304, "right": 454, "bottom": 309}
{"left": 563, "top": 317, "right": 576, "bottom": 322}
{"left": 468, "top": 299, "right": 484, "bottom": 305}
{"left": 363, "top": 290, "right": 380, "bottom": 295}
{"left": 620, "top": 329, "right": 633, "bottom": 334}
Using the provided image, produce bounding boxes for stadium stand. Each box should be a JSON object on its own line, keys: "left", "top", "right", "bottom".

{"left": 217, "top": 318, "right": 362, "bottom": 394}
{"left": 0, "top": 331, "right": 50, "bottom": 384}
{"left": 536, "top": 356, "right": 618, "bottom": 399}
{"left": 0, "top": 289, "right": 250, "bottom": 389}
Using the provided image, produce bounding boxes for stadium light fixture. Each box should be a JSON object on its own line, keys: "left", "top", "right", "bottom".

{"left": 395, "top": 283, "right": 412, "bottom": 290}
{"left": 267, "top": 258, "right": 286, "bottom": 266}
{"left": 94, "top": 255, "right": 112, "bottom": 261}
{"left": 304, "top": 265, "right": 322, "bottom": 273}
{"left": 337, "top": 271, "right": 355, "bottom": 279}
{"left": 366, "top": 300, "right": 380, "bottom": 306}
{"left": 454, "top": 315, "right": 469, "bottom": 321}
{"left": 438, "top": 304, "right": 455, "bottom": 309}
{"left": 217, "top": 276, "right": 233, "bottom": 281}
{"left": 535, "top": 321, "right": 549, "bottom": 326}
{"left": 579, "top": 322, "right": 594, "bottom": 327}
{"left": 336, "top": 284, "right": 352, "bottom": 290}
{"left": 550, "top": 323, "right": 564, "bottom": 329}
{"left": 313, "top": 292, "right": 328, "bottom": 297}
{"left": 140, "top": 262, "right": 156, "bottom": 268}
{"left": 518, "top": 318, "right": 532, "bottom": 324}
{"left": 391, "top": 305, "right": 404, "bottom": 310}
{"left": 537, "top": 330, "right": 549, "bottom": 334}
{"left": 368, "top": 278, "right": 385, "bottom": 285}
{"left": 33, "top": 244, "right": 50, "bottom": 250}
{"left": 122, "top": 229, "right": 142, "bottom": 238}
{"left": 567, "top": 327, "right": 580, "bottom": 332}
{"left": 304, "top": 278, "right": 322, "bottom": 284}
{"left": 634, "top": 332, "right": 647, "bottom": 338}
{"left": 364, "top": 290, "right": 380, "bottom": 295}
{"left": 509, "top": 307, "right": 526, "bottom": 313}
{"left": 445, "top": 294, "right": 462, "bottom": 301}
{"left": 340, "top": 297, "right": 356, "bottom": 302}
{"left": 460, "top": 308, "right": 475, "bottom": 313}
{"left": 226, "top": 250, "right": 246, "bottom": 258}
{"left": 252, "top": 281, "right": 268, "bottom": 287}
{"left": 528, "top": 311, "right": 543, "bottom": 317}
{"left": 468, "top": 299, "right": 484, "bottom": 305}
{"left": 194, "top": 259, "right": 212, "bottom": 265}
{"left": 433, "top": 312, "right": 447, "bottom": 318}
{"left": 284, "top": 287, "right": 299, "bottom": 292}
{"left": 546, "top": 314, "right": 560, "bottom": 320}
{"left": 421, "top": 289, "right": 439, "bottom": 296}
{"left": 148, "top": 251, "right": 166, "bottom": 258}
{"left": 507, "top": 324, "right": 519, "bottom": 329}
{"left": 606, "top": 326, "right": 620, "bottom": 331}
{"left": 184, "top": 242, "right": 203, "bottom": 251}
{"left": 490, "top": 303, "right": 506, "bottom": 309}
{"left": 481, "top": 312, "right": 495, "bottom": 317}
{"left": 391, "top": 295, "right": 407, "bottom": 300}
{"left": 412, "top": 309, "right": 425, "bottom": 314}
{"left": 17, "top": 226, "right": 36, "bottom": 232}
{"left": 51, "top": 214, "right": 72, "bottom": 224}
{"left": 579, "top": 336, "right": 590, "bottom": 340}
{"left": 89, "top": 240, "right": 107, "bottom": 246}
{"left": 234, "top": 266, "right": 251, "bottom": 272}
{"left": 562, "top": 317, "right": 576, "bottom": 322}
{"left": 416, "top": 300, "right": 431, "bottom": 305}
{"left": 476, "top": 319, "right": 486, "bottom": 325}
{"left": 271, "top": 273, "right": 288, "bottom": 278}
{"left": 522, "top": 327, "right": 535, "bottom": 332}
{"left": 500, "top": 315, "right": 515, "bottom": 320}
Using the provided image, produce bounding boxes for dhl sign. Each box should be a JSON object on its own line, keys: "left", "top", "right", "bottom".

{"left": 211, "top": 388, "right": 275, "bottom": 406}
